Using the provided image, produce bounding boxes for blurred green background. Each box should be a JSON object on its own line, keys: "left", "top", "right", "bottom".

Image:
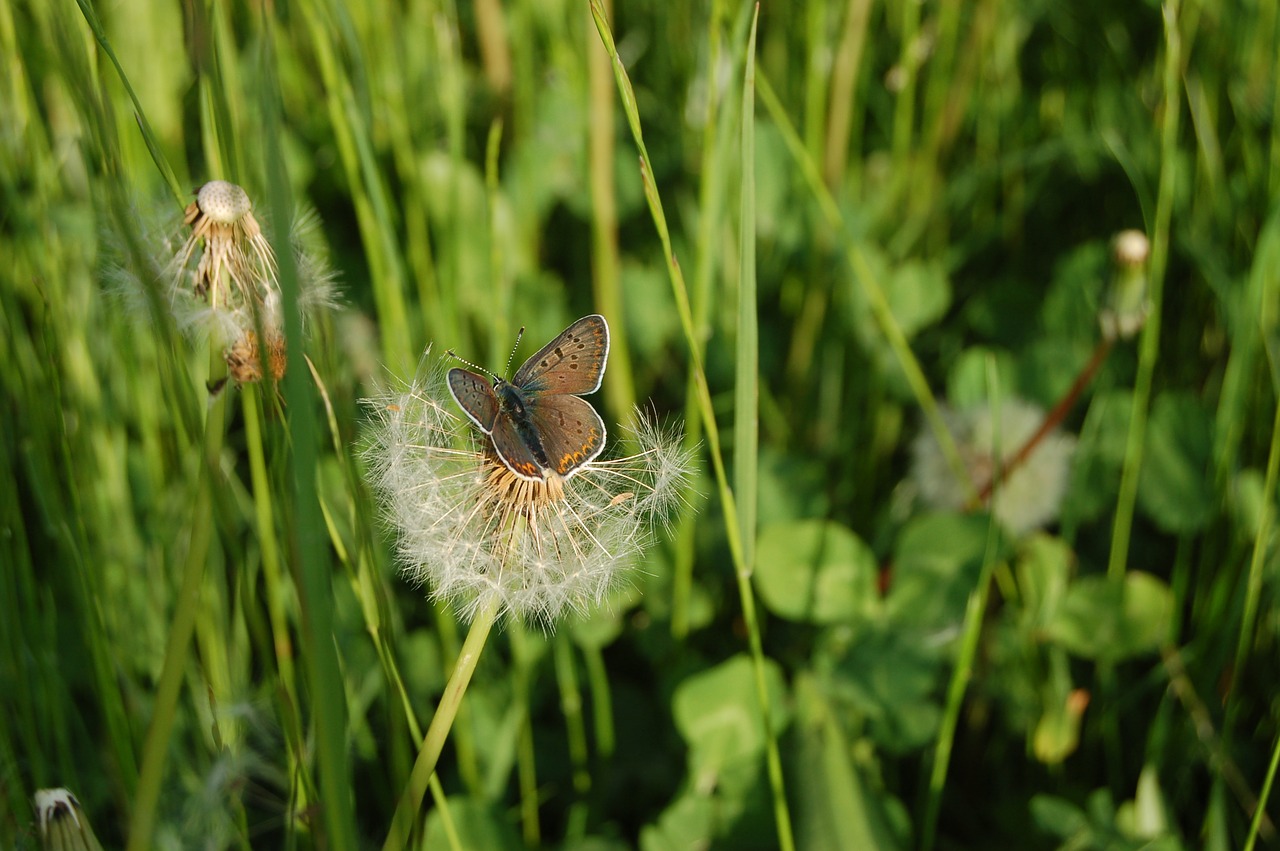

{"left": 3, "top": 0, "right": 1279, "bottom": 848}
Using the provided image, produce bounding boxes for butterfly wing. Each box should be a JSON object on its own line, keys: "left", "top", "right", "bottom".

{"left": 512, "top": 314, "right": 609, "bottom": 396}
{"left": 447, "top": 368, "right": 500, "bottom": 433}
{"left": 489, "top": 411, "right": 548, "bottom": 480}
{"left": 526, "top": 394, "right": 607, "bottom": 478}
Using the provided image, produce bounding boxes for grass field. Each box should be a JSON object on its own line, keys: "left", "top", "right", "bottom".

{"left": 3, "top": 0, "right": 1279, "bottom": 848}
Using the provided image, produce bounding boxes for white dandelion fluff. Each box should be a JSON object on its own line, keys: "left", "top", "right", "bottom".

{"left": 909, "top": 398, "right": 1077, "bottom": 536}
{"left": 362, "top": 368, "right": 693, "bottom": 625}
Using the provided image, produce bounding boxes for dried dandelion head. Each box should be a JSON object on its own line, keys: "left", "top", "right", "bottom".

{"left": 34, "top": 788, "right": 103, "bottom": 851}
{"left": 178, "top": 180, "right": 278, "bottom": 305}
{"left": 109, "top": 181, "right": 338, "bottom": 385}
{"left": 363, "top": 369, "right": 693, "bottom": 625}
{"left": 224, "top": 327, "right": 288, "bottom": 384}
{"left": 909, "top": 398, "right": 1076, "bottom": 536}
{"left": 1099, "top": 228, "right": 1151, "bottom": 342}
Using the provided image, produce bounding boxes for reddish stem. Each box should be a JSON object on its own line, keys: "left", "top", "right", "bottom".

{"left": 976, "top": 336, "right": 1114, "bottom": 504}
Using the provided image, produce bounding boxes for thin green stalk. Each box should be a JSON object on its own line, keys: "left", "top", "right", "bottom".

{"left": 1244, "top": 731, "right": 1280, "bottom": 851}
{"left": 241, "top": 385, "right": 296, "bottom": 687}
{"left": 920, "top": 0, "right": 963, "bottom": 165}
{"left": 305, "top": 357, "right": 456, "bottom": 846}
{"left": 439, "top": 1, "right": 468, "bottom": 341}
{"left": 890, "top": 0, "right": 921, "bottom": 170}
{"left": 196, "top": 0, "right": 242, "bottom": 185}
{"left": 262, "top": 21, "right": 357, "bottom": 848}
{"left": 672, "top": 0, "right": 732, "bottom": 641}
{"left": 1270, "top": 6, "right": 1280, "bottom": 198}
{"left": 740, "top": 16, "right": 794, "bottom": 847}
{"left": 516, "top": 714, "right": 540, "bottom": 845}
{"left": 1230, "top": 397, "right": 1280, "bottom": 703}
{"left": 823, "top": 0, "right": 873, "bottom": 189}
{"left": 803, "top": 1, "right": 828, "bottom": 162}
{"left": 920, "top": 359, "right": 1005, "bottom": 851}
{"left": 435, "top": 603, "right": 483, "bottom": 793}
{"left": 581, "top": 644, "right": 615, "bottom": 757}
{"left": 485, "top": 119, "right": 515, "bottom": 367}
{"left": 294, "top": 0, "right": 413, "bottom": 372}
{"left": 364, "top": 593, "right": 462, "bottom": 851}
{"left": 588, "top": 6, "right": 794, "bottom": 848}
{"left": 755, "top": 70, "right": 975, "bottom": 506}
{"left": 71, "top": 0, "right": 183, "bottom": 204}
{"left": 382, "top": 594, "right": 501, "bottom": 851}
{"left": 382, "top": 3, "right": 445, "bottom": 343}
{"left": 1106, "top": 0, "right": 1180, "bottom": 581}
{"left": 508, "top": 624, "right": 542, "bottom": 845}
{"left": 126, "top": 354, "right": 228, "bottom": 851}
{"left": 554, "top": 635, "right": 590, "bottom": 844}
{"left": 586, "top": 0, "right": 637, "bottom": 423}
{"left": 735, "top": 2, "right": 759, "bottom": 592}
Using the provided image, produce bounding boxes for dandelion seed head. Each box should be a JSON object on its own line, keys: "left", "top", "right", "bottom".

{"left": 195, "top": 180, "right": 252, "bottom": 224}
{"left": 363, "top": 370, "right": 694, "bottom": 626}
{"left": 909, "top": 398, "right": 1076, "bottom": 536}
{"left": 1112, "top": 229, "right": 1150, "bottom": 268}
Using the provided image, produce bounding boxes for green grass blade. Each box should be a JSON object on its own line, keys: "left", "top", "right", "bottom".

{"left": 1106, "top": 0, "right": 1181, "bottom": 580}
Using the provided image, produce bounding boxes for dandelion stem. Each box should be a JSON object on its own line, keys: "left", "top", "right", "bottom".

{"left": 382, "top": 594, "right": 501, "bottom": 851}
{"left": 973, "top": 337, "right": 1113, "bottom": 506}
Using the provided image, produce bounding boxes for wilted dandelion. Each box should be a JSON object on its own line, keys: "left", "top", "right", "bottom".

{"left": 177, "top": 180, "right": 277, "bottom": 304}
{"left": 909, "top": 398, "right": 1076, "bottom": 536}
{"left": 34, "top": 788, "right": 103, "bottom": 851}
{"left": 363, "top": 367, "right": 692, "bottom": 624}
{"left": 109, "top": 181, "right": 337, "bottom": 384}
{"left": 1099, "top": 228, "right": 1151, "bottom": 342}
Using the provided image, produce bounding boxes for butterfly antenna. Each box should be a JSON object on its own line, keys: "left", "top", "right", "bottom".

{"left": 444, "top": 348, "right": 500, "bottom": 382}
{"left": 502, "top": 326, "right": 525, "bottom": 378}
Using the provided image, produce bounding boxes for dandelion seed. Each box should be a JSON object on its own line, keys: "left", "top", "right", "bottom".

{"left": 909, "top": 398, "right": 1076, "bottom": 536}
{"left": 363, "top": 369, "right": 693, "bottom": 625}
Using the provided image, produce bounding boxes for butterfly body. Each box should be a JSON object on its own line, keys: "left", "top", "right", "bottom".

{"left": 448, "top": 315, "right": 609, "bottom": 482}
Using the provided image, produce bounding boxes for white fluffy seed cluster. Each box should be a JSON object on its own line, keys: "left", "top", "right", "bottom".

{"left": 909, "top": 398, "right": 1076, "bottom": 536}
{"left": 363, "top": 373, "right": 693, "bottom": 625}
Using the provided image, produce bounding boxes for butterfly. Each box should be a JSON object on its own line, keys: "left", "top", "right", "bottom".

{"left": 447, "top": 314, "right": 610, "bottom": 482}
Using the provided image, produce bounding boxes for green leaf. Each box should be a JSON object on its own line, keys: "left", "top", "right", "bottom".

{"left": 823, "top": 627, "right": 944, "bottom": 752}
{"left": 945, "top": 346, "right": 1019, "bottom": 409}
{"left": 755, "top": 520, "right": 878, "bottom": 623}
{"left": 1138, "top": 393, "right": 1215, "bottom": 533}
{"left": 886, "top": 260, "right": 952, "bottom": 339}
{"left": 886, "top": 513, "right": 994, "bottom": 631}
{"left": 639, "top": 794, "right": 716, "bottom": 851}
{"left": 672, "top": 654, "right": 789, "bottom": 774}
{"left": 1014, "top": 534, "right": 1075, "bottom": 631}
{"left": 1061, "top": 390, "right": 1133, "bottom": 526}
{"left": 1030, "top": 794, "right": 1088, "bottom": 839}
{"left": 423, "top": 796, "right": 522, "bottom": 851}
{"left": 1046, "top": 572, "right": 1173, "bottom": 661}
